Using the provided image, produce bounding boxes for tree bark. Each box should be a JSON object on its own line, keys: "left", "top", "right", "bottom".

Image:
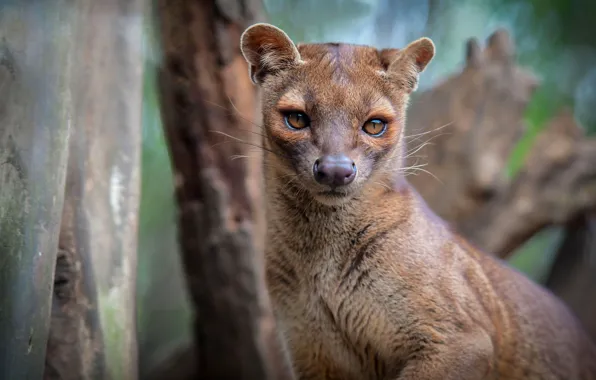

{"left": 0, "top": 2, "right": 74, "bottom": 378}
{"left": 44, "top": 1, "right": 145, "bottom": 379}
{"left": 545, "top": 215, "right": 596, "bottom": 341}
{"left": 156, "top": 0, "right": 291, "bottom": 379}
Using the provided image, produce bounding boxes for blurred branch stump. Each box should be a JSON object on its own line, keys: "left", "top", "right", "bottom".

{"left": 45, "top": 1, "right": 145, "bottom": 379}
{"left": 407, "top": 29, "right": 596, "bottom": 340}
{"left": 156, "top": 0, "right": 291, "bottom": 378}
{"left": 459, "top": 110, "right": 596, "bottom": 255}
{"left": 407, "top": 29, "right": 596, "bottom": 258}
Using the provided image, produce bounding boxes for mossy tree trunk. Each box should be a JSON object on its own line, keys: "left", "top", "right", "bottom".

{"left": 0, "top": 2, "right": 74, "bottom": 379}
{"left": 44, "top": 1, "right": 145, "bottom": 379}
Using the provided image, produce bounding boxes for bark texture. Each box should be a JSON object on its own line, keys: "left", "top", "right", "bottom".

{"left": 0, "top": 2, "right": 74, "bottom": 379}
{"left": 156, "top": 0, "right": 291, "bottom": 378}
{"left": 44, "top": 1, "right": 145, "bottom": 379}
{"left": 406, "top": 29, "right": 596, "bottom": 258}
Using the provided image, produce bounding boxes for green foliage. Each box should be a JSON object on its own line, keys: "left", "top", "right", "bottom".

{"left": 506, "top": 82, "right": 575, "bottom": 177}
{"left": 507, "top": 227, "right": 564, "bottom": 283}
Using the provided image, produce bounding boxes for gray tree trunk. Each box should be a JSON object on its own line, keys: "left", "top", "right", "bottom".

{"left": 0, "top": 2, "right": 75, "bottom": 378}
{"left": 44, "top": 1, "right": 145, "bottom": 379}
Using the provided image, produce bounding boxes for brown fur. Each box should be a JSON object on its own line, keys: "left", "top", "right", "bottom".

{"left": 240, "top": 23, "right": 596, "bottom": 380}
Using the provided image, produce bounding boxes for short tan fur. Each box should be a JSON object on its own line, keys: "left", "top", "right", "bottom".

{"left": 240, "top": 23, "right": 596, "bottom": 380}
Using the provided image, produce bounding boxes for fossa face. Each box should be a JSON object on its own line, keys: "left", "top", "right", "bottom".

{"left": 241, "top": 24, "right": 435, "bottom": 205}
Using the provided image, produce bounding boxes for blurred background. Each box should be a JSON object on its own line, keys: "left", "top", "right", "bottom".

{"left": 1, "top": 0, "right": 595, "bottom": 379}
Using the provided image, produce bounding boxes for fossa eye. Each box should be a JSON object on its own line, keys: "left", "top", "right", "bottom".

{"left": 284, "top": 111, "right": 310, "bottom": 130}
{"left": 362, "top": 119, "right": 387, "bottom": 136}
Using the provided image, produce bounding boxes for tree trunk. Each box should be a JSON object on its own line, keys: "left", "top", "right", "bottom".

{"left": 545, "top": 215, "right": 596, "bottom": 341}
{"left": 156, "top": 0, "right": 291, "bottom": 379}
{"left": 0, "top": 2, "right": 74, "bottom": 378}
{"left": 44, "top": 1, "right": 145, "bottom": 379}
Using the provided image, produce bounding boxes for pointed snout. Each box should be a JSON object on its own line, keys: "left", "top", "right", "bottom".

{"left": 313, "top": 154, "right": 357, "bottom": 188}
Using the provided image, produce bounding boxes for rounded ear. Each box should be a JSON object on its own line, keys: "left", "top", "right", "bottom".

{"left": 240, "top": 23, "right": 301, "bottom": 84}
{"left": 404, "top": 37, "right": 435, "bottom": 73}
{"left": 386, "top": 37, "right": 435, "bottom": 92}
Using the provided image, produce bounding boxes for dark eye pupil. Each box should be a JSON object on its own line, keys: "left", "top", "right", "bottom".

{"left": 364, "top": 119, "right": 385, "bottom": 135}
{"left": 286, "top": 112, "right": 309, "bottom": 129}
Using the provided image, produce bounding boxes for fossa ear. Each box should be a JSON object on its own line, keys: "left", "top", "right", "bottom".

{"left": 381, "top": 37, "right": 435, "bottom": 92}
{"left": 240, "top": 23, "right": 301, "bottom": 85}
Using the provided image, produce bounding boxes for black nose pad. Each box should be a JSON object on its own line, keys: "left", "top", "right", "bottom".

{"left": 313, "top": 155, "right": 357, "bottom": 187}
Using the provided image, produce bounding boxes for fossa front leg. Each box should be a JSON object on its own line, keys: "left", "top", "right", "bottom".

{"left": 396, "top": 332, "right": 495, "bottom": 380}
{"left": 290, "top": 352, "right": 350, "bottom": 380}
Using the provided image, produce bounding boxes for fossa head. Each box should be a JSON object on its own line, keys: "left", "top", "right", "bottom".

{"left": 240, "top": 23, "right": 434, "bottom": 206}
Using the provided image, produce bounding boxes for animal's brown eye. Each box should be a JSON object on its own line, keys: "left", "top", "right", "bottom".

{"left": 362, "top": 119, "right": 387, "bottom": 136}
{"left": 284, "top": 112, "right": 310, "bottom": 130}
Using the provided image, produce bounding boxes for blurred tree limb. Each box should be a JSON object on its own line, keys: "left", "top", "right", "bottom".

{"left": 459, "top": 110, "right": 596, "bottom": 256}
{"left": 407, "top": 29, "right": 596, "bottom": 257}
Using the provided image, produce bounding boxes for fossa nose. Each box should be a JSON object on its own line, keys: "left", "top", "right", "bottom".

{"left": 313, "top": 154, "right": 357, "bottom": 187}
